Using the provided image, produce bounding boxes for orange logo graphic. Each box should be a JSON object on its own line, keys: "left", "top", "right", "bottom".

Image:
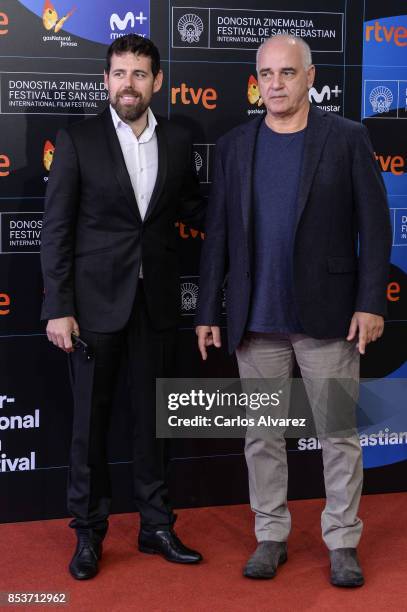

{"left": 375, "top": 153, "right": 405, "bottom": 176}
{"left": 0, "top": 293, "right": 10, "bottom": 315}
{"left": 247, "top": 75, "right": 263, "bottom": 107}
{"left": 175, "top": 221, "right": 205, "bottom": 241}
{"left": 43, "top": 140, "right": 55, "bottom": 171}
{"left": 365, "top": 21, "right": 407, "bottom": 47}
{"left": 0, "top": 154, "right": 10, "bottom": 177}
{"left": 171, "top": 84, "right": 217, "bottom": 110}
{"left": 0, "top": 11, "right": 8, "bottom": 35}
{"left": 387, "top": 281, "right": 400, "bottom": 302}
{"left": 42, "top": 0, "right": 76, "bottom": 33}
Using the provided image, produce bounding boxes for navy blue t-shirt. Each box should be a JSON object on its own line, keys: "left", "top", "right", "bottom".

{"left": 247, "top": 120, "right": 306, "bottom": 333}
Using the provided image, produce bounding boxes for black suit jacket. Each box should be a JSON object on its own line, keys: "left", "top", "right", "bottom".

{"left": 41, "top": 107, "right": 204, "bottom": 331}
{"left": 196, "top": 106, "right": 392, "bottom": 353}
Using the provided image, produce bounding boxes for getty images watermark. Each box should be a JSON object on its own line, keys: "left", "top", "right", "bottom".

{"left": 155, "top": 378, "right": 366, "bottom": 439}
{"left": 166, "top": 388, "right": 307, "bottom": 428}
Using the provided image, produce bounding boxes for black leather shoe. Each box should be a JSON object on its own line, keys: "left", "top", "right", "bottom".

{"left": 330, "top": 548, "right": 364, "bottom": 587}
{"left": 243, "top": 541, "right": 287, "bottom": 579}
{"left": 69, "top": 528, "right": 103, "bottom": 580}
{"left": 138, "top": 529, "right": 202, "bottom": 564}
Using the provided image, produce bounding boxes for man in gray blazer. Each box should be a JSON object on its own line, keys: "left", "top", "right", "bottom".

{"left": 196, "top": 35, "right": 392, "bottom": 587}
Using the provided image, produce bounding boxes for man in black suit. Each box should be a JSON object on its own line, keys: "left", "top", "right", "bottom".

{"left": 41, "top": 34, "right": 203, "bottom": 580}
{"left": 196, "top": 35, "right": 392, "bottom": 586}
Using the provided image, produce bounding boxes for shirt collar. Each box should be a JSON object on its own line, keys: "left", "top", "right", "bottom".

{"left": 110, "top": 105, "right": 157, "bottom": 143}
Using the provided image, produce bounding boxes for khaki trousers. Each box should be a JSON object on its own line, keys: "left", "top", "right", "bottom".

{"left": 236, "top": 332, "right": 363, "bottom": 550}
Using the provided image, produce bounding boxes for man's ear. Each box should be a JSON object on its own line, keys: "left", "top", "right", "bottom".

{"left": 307, "top": 65, "right": 315, "bottom": 89}
{"left": 153, "top": 69, "right": 164, "bottom": 93}
{"left": 103, "top": 70, "right": 109, "bottom": 91}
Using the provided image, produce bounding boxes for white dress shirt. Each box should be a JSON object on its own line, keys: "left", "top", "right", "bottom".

{"left": 110, "top": 105, "right": 158, "bottom": 277}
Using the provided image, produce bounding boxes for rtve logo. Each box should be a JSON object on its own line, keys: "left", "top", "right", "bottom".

{"left": 175, "top": 221, "right": 205, "bottom": 240}
{"left": 171, "top": 84, "right": 217, "bottom": 110}
{"left": 365, "top": 21, "right": 407, "bottom": 47}
{"left": 0, "top": 294, "right": 11, "bottom": 315}
{"left": 0, "top": 11, "right": 8, "bottom": 35}
{"left": 0, "top": 154, "right": 11, "bottom": 177}
{"left": 387, "top": 281, "right": 401, "bottom": 302}
{"left": 375, "top": 153, "right": 405, "bottom": 175}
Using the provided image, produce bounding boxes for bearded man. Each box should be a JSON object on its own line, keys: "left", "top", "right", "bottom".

{"left": 41, "top": 34, "right": 204, "bottom": 580}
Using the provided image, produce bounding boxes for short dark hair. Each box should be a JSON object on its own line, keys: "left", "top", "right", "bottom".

{"left": 105, "top": 34, "right": 161, "bottom": 76}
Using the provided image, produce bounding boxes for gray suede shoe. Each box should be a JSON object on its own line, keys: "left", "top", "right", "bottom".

{"left": 329, "top": 548, "right": 364, "bottom": 587}
{"left": 243, "top": 541, "right": 288, "bottom": 579}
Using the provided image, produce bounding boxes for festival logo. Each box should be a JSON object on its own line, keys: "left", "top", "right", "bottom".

{"left": 192, "top": 144, "right": 214, "bottom": 184}
{"left": 2, "top": 73, "right": 108, "bottom": 115}
{"left": 0, "top": 213, "right": 43, "bottom": 253}
{"left": 393, "top": 210, "right": 407, "bottom": 246}
{"left": 194, "top": 151, "right": 203, "bottom": 174}
{"left": 181, "top": 281, "right": 199, "bottom": 313}
{"left": 363, "top": 81, "right": 398, "bottom": 118}
{"left": 177, "top": 13, "right": 204, "bottom": 43}
{"left": 172, "top": 7, "right": 209, "bottom": 48}
{"left": 370, "top": 85, "right": 394, "bottom": 114}
{"left": 172, "top": 7, "right": 343, "bottom": 52}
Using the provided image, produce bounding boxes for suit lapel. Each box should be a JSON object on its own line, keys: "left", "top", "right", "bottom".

{"left": 144, "top": 119, "right": 167, "bottom": 222}
{"left": 237, "top": 117, "right": 263, "bottom": 239}
{"left": 101, "top": 107, "right": 142, "bottom": 223}
{"left": 295, "top": 106, "right": 332, "bottom": 227}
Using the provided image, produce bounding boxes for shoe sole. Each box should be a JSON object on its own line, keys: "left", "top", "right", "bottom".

{"left": 330, "top": 577, "right": 365, "bottom": 588}
{"left": 243, "top": 553, "right": 288, "bottom": 579}
{"left": 138, "top": 544, "right": 202, "bottom": 564}
{"left": 68, "top": 566, "right": 98, "bottom": 580}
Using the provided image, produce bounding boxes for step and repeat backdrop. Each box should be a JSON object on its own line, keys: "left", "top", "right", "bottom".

{"left": 0, "top": 0, "right": 406, "bottom": 522}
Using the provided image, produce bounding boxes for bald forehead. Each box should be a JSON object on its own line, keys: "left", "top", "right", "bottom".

{"left": 257, "top": 38, "right": 305, "bottom": 68}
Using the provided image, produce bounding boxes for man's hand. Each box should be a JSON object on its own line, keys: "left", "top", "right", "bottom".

{"left": 196, "top": 325, "right": 221, "bottom": 360}
{"left": 46, "top": 316, "right": 80, "bottom": 353}
{"left": 346, "top": 311, "right": 384, "bottom": 355}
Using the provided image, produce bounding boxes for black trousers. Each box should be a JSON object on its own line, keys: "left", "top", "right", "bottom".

{"left": 67, "top": 282, "right": 176, "bottom": 535}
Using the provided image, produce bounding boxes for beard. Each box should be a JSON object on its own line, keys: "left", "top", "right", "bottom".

{"left": 111, "top": 88, "right": 150, "bottom": 123}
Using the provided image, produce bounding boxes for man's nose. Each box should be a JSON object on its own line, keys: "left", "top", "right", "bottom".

{"left": 122, "top": 73, "right": 132, "bottom": 88}
{"left": 270, "top": 74, "right": 284, "bottom": 89}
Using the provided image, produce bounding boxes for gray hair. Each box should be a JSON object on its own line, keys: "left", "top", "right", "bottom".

{"left": 256, "top": 35, "right": 313, "bottom": 71}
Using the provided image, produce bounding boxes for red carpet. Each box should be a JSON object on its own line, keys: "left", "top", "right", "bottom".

{"left": 1, "top": 493, "right": 406, "bottom": 611}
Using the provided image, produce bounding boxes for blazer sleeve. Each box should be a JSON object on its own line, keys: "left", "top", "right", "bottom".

{"left": 40, "top": 128, "right": 79, "bottom": 321}
{"left": 195, "top": 139, "right": 228, "bottom": 326}
{"left": 352, "top": 124, "right": 392, "bottom": 316}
